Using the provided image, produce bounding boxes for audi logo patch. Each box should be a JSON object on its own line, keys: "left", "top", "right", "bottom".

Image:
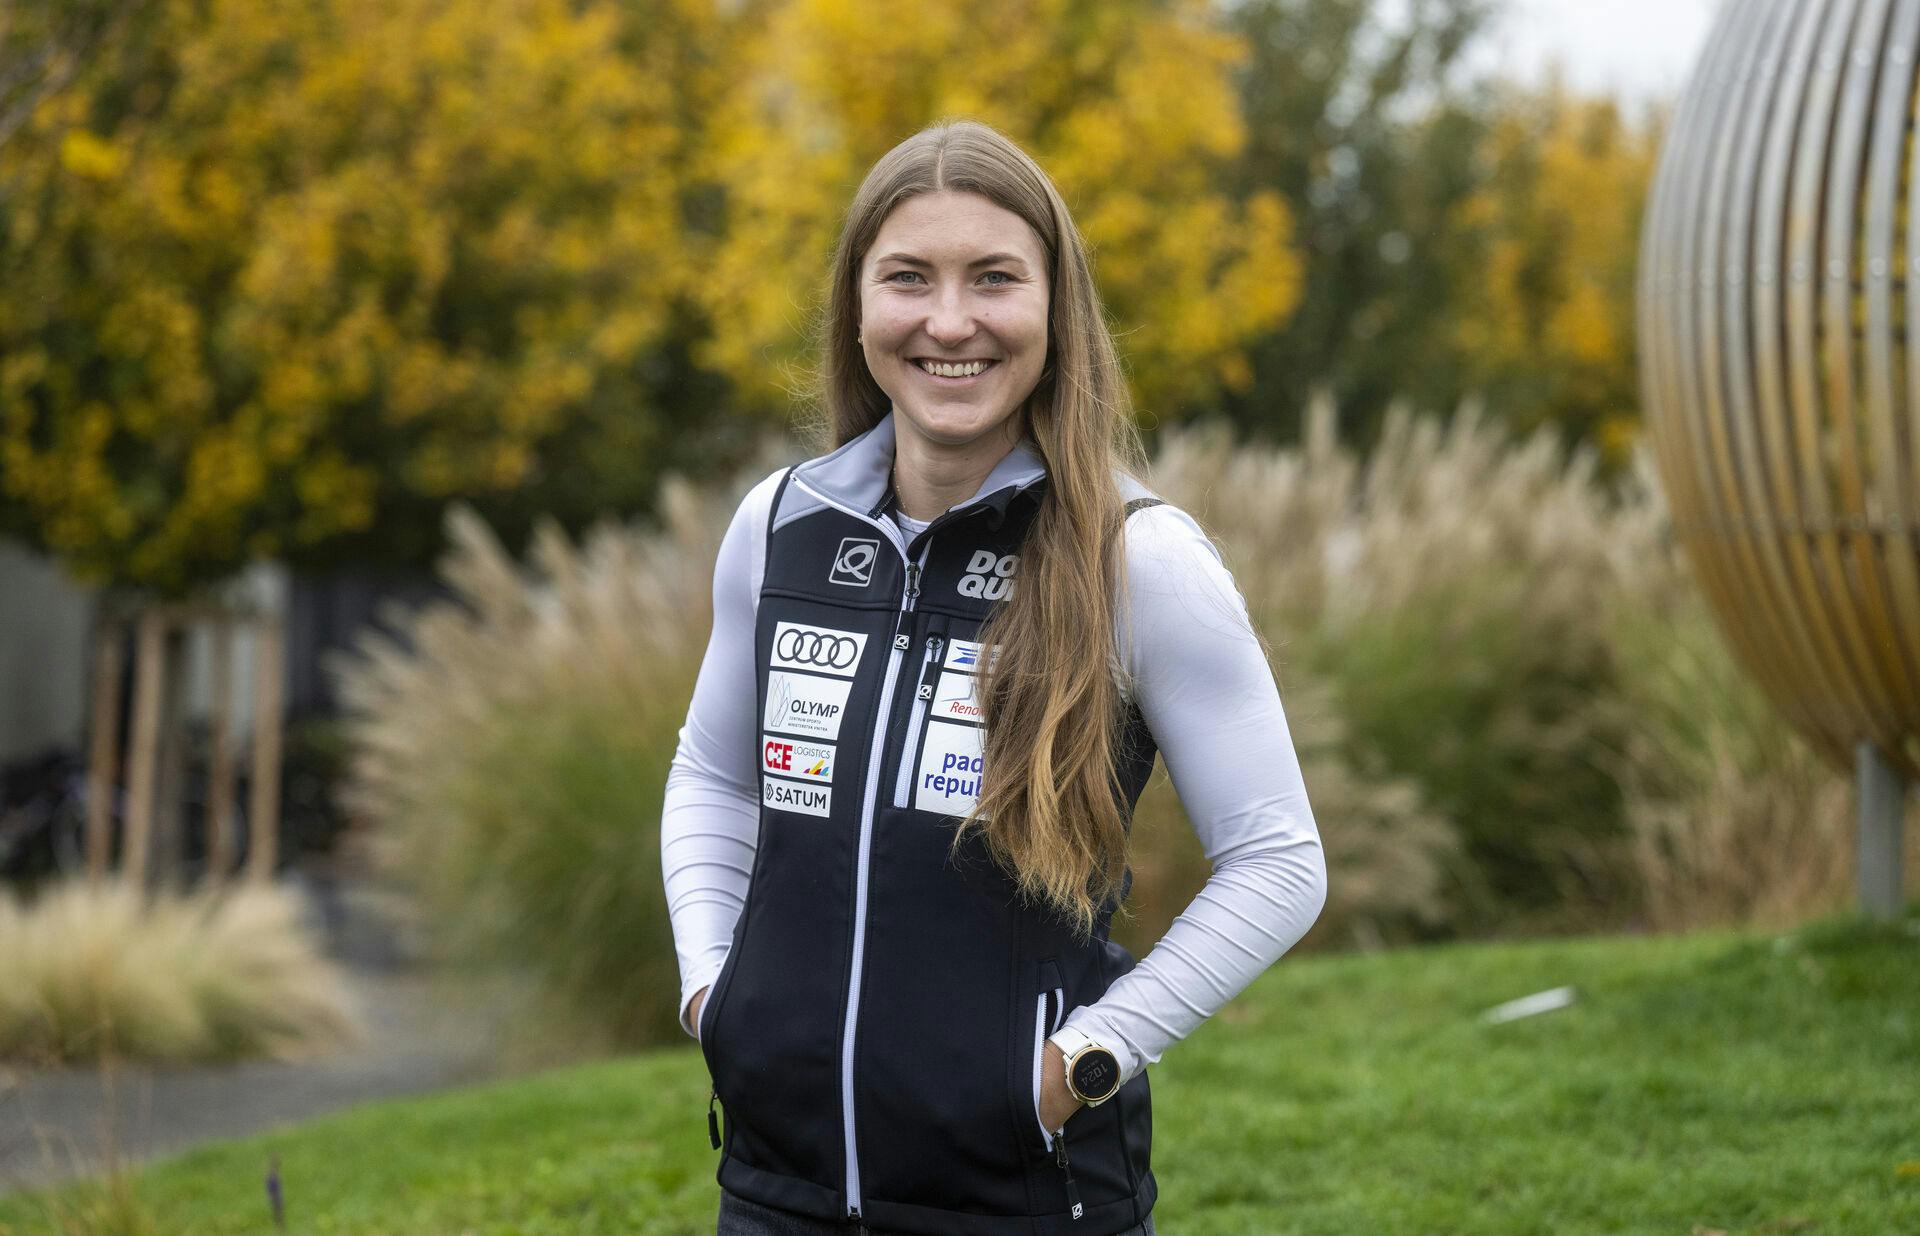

{"left": 770, "top": 621, "right": 869, "bottom": 679}
{"left": 829, "top": 537, "right": 880, "bottom": 587}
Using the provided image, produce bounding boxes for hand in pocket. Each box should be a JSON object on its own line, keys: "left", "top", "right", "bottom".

{"left": 1038, "top": 1039, "right": 1086, "bottom": 1134}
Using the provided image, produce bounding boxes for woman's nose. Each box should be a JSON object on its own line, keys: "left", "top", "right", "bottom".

{"left": 923, "top": 285, "right": 980, "bottom": 344}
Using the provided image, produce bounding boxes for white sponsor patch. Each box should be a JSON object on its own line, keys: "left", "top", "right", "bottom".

{"left": 761, "top": 735, "right": 835, "bottom": 783}
{"left": 931, "top": 671, "right": 985, "bottom": 725}
{"left": 771, "top": 621, "right": 868, "bottom": 679}
{"left": 915, "top": 718, "right": 985, "bottom": 815}
{"left": 942, "top": 638, "right": 999, "bottom": 672}
{"left": 763, "top": 776, "right": 832, "bottom": 817}
{"left": 764, "top": 671, "right": 852, "bottom": 740}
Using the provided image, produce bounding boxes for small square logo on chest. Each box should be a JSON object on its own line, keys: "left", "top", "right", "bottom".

{"left": 829, "top": 537, "right": 880, "bottom": 587}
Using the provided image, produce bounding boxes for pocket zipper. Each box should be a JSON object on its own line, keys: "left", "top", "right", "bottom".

{"left": 698, "top": 987, "right": 722, "bottom": 1149}
{"left": 1030, "top": 992, "right": 1052, "bottom": 1149}
{"left": 1033, "top": 983, "right": 1083, "bottom": 1219}
{"left": 891, "top": 634, "right": 944, "bottom": 808}
{"left": 1031, "top": 984, "right": 1067, "bottom": 1147}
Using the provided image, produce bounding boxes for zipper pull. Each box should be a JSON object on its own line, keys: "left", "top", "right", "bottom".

{"left": 905, "top": 561, "right": 922, "bottom": 603}
{"left": 1055, "top": 1126, "right": 1083, "bottom": 1219}
{"left": 707, "top": 1088, "right": 721, "bottom": 1150}
{"left": 917, "top": 638, "right": 944, "bottom": 699}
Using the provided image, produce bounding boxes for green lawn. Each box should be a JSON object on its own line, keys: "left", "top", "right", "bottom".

{"left": 4, "top": 910, "right": 1916, "bottom": 1235}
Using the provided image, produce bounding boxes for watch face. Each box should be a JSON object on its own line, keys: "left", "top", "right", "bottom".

{"left": 1070, "top": 1047, "right": 1119, "bottom": 1102}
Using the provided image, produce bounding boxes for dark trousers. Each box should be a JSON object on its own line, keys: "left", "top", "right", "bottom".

{"left": 716, "top": 1189, "right": 1157, "bottom": 1235}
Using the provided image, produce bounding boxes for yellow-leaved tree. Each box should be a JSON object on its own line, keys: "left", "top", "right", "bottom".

{"left": 1, "top": 0, "right": 1299, "bottom": 596}
{"left": 689, "top": 0, "right": 1302, "bottom": 420}
{"left": 0, "top": 0, "right": 738, "bottom": 594}
{"left": 1445, "top": 75, "right": 1663, "bottom": 469}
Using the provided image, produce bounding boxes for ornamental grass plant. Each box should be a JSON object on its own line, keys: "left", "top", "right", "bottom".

{"left": 332, "top": 441, "right": 796, "bottom": 1049}
{"left": 0, "top": 877, "right": 360, "bottom": 1066}
{"left": 1139, "top": 390, "right": 1871, "bottom": 942}
{"left": 333, "top": 400, "right": 1875, "bottom": 1052}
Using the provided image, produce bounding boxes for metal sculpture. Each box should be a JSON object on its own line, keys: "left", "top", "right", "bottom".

{"left": 1637, "top": 0, "right": 1919, "bottom": 918}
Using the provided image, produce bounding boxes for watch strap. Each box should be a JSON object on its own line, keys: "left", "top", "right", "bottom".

{"left": 1048, "top": 1024, "right": 1121, "bottom": 1105}
{"left": 1048, "top": 1024, "right": 1096, "bottom": 1061}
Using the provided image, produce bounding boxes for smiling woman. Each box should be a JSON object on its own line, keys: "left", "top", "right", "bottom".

{"left": 661, "top": 118, "right": 1327, "bottom": 1236}
{"left": 857, "top": 192, "right": 1051, "bottom": 519}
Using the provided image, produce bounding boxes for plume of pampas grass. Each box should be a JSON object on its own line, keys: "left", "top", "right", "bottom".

{"left": 329, "top": 441, "right": 795, "bottom": 1044}
{"left": 0, "top": 878, "right": 361, "bottom": 1065}
{"left": 1144, "top": 389, "right": 1856, "bottom": 935}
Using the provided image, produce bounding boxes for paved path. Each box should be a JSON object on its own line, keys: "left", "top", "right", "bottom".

{"left": 0, "top": 875, "right": 526, "bottom": 1196}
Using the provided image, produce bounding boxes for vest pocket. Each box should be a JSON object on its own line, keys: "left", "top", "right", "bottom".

{"left": 696, "top": 944, "right": 738, "bottom": 1081}
{"left": 1027, "top": 959, "right": 1067, "bottom": 1154}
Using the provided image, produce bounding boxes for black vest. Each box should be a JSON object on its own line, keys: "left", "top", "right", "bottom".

{"left": 698, "top": 417, "right": 1163, "bottom": 1234}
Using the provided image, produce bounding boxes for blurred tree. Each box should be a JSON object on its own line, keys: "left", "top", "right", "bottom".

{"left": 1444, "top": 75, "right": 1663, "bottom": 471}
{"left": 0, "top": 0, "right": 745, "bottom": 594}
{"left": 0, "top": 0, "right": 151, "bottom": 150}
{"left": 689, "top": 0, "right": 1303, "bottom": 421}
{"left": 1220, "top": 0, "right": 1661, "bottom": 473}
{"left": 1219, "top": 0, "right": 1499, "bottom": 448}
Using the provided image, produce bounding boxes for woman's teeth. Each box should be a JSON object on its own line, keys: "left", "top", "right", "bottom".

{"left": 916, "top": 359, "right": 993, "bottom": 377}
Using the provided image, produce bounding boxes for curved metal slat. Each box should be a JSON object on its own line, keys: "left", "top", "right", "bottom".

{"left": 1698, "top": 0, "right": 1832, "bottom": 741}
{"left": 1819, "top": 0, "right": 1920, "bottom": 717}
{"left": 1712, "top": 0, "right": 1846, "bottom": 744}
{"left": 1784, "top": 0, "right": 1907, "bottom": 741}
{"left": 1750, "top": 0, "right": 1875, "bottom": 762}
{"left": 1640, "top": 0, "right": 1920, "bottom": 782}
{"left": 1665, "top": 0, "right": 1790, "bottom": 719}
{"left": 1860, "top": 0, "right": 1920, "bottom": 726}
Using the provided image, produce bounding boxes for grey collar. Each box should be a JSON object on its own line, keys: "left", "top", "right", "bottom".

{"left": 792, "top": 408, "right": 1047, "bottom": 523}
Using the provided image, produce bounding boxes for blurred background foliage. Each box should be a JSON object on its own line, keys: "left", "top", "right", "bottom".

{"left": 0, "top": 0, "right": 1656, "bottom": 598}
{"left": 330, "top": 406, "right": 1872, "bottom": 1049}
{"left": 0, "top": 0, "right": 1764, "bottom": 1054}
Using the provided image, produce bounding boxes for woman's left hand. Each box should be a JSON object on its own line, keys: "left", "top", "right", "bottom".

{"left": 1038, "top": 1040, "right": 1086, "bottom": 1135}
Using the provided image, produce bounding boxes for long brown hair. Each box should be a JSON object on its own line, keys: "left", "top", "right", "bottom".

{"left": 812, "top": 118, "right": 1150, "bottom": 941}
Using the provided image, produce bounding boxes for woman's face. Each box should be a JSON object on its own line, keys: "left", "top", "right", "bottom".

{"left": 858, "top": 189, "right": 1051, "bottom": 453}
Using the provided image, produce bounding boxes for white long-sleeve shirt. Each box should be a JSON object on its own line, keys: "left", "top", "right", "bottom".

{"left": 661, "top": 467, "right": 1328, "bottom": 1089}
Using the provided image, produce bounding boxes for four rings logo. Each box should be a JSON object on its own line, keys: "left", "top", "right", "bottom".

{"left": 829, "top": 537, "right": 880, "bottom": 588}
{"left": 770, "top": 621, "right": 868, "bottom": 679}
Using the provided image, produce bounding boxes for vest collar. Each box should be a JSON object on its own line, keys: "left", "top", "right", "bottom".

{"left": 793, "top": 408, "right": 1047, "bottom": 525}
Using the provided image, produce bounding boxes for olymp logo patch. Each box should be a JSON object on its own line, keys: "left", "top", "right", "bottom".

{"left": 829, "top": 537, "right": 880, "bottom": 588}
{"left": 764, "top": 671, "right": 852, "bottom": 740}
{"left": 958, "top": 549, "right": 1018, "bottom": 601}
{"left": 771, "top": 621, "right": 868, "bottom": 679}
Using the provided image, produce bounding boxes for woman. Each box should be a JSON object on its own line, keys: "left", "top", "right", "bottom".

{"left": 661, "top": 119, "right": 1327, "bottom": 1235}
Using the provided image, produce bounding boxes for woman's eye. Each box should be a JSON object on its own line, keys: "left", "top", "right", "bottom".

{"left": 884, "top": 270, "right": 1015, "bottom": 285}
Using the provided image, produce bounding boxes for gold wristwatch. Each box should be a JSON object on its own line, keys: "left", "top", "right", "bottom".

{"left": 1048, "top": 1025, "right": 1122, "bottom": 1107}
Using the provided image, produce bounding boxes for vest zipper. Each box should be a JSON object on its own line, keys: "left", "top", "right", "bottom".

{"left": 786, "top": 472, "right": 1017, "bottom": 1221}
{"left": 840, "top": 535, "right": 932, "bottom": 1222}
{"left": 891, "top": 633, "right": 944, "bottom": 808}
